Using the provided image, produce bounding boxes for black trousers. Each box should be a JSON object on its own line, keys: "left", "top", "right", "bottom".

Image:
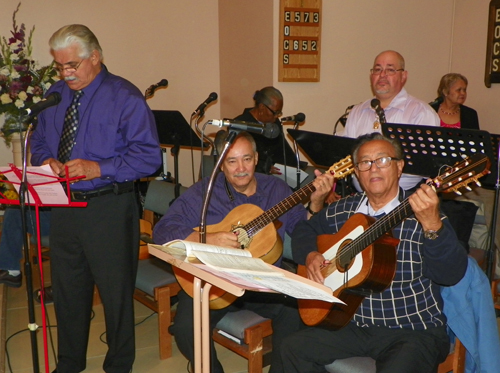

{"left": 281, "top": 322, "right": 450, "bottom": 373}
{"left": 171, "top": 289, "right": 303, "bottom": 373}
{"left": 49, "top": 191, "right": 139, "bottom": 373}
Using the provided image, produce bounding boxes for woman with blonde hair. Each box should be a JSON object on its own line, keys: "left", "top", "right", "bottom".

{"left": 430, "top": 73, "right": 479, "bottom": 129}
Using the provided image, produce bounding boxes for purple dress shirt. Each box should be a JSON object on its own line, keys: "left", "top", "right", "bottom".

{"left": 30, "top": 66, "right": 161, "bottom": 191}
{"left": 153, "top": 172, "right": 307, "bottom": 263}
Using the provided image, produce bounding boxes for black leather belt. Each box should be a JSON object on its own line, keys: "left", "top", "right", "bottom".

{"left": 71, "top": 181, "right": 134, "bottom": 201}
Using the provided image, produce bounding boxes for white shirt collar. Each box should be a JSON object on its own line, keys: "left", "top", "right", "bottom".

{"left": 356, "top": 191, "right": 401, "bottom": 217}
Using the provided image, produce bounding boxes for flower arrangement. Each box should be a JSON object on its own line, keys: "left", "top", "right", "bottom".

{"left": 0, "top": 2, "right": 58, "bottom": 147}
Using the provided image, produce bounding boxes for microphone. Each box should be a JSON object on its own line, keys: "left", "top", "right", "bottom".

{"left": 145, "top": 79, "right": 168, "bottom": 99}
{"left": 156, "top": 79, "right": 168, "bottom": 87}
{"left": 370, "top": 98, "right": 386, "bottom": 125}
{"left": 24, "top": 92, "right": 62, "bottom": 117}
{"left": 281, "top": 113, "right": 306, "bottom": 123}
{"left": 208, "top": 119, "right": 280, "bottom": 139}
{"left": 193, "top": 92, "right": 218, "bottom": 116}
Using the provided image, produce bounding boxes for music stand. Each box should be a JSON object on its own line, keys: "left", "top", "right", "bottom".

{"left": 0, "top": 165, "right": 86, "bottom": 373}
{"left": 382, "top": 123, "right": 497, "bottom": 280}
{"left": 288, "top": 129, "right": 356, "bottom": 197}
{"left": 287, "top": 129, "right": 356, "bottom": 168}
{"left": 382, "top": 123, "right": 497, "bottom": 183}
{"left": 152, "top": 110, "right": 208, "bottom": 199}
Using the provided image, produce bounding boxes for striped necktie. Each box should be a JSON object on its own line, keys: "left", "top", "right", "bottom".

{"left": 57, "top": 90, "right": 83, "bottom": 163}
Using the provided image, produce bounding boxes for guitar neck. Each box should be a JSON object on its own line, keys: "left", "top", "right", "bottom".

{"left": 348, "top": 198, "right": 413, "bottom": 261}
{"left": 244, "top": 181, "right": 317, "bottom": 235}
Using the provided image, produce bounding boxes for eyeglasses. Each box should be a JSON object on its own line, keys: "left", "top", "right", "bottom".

{"left": 54, "top": 59, "right": 84, "bottom": 74}
{"left": 370, "top": 67, "right": 404, "bottom": 76}
{"left": 355, "top": 156, "right": 401, "bottom": 171}
{"left": 262, "top": 103, "right": 282, "bottom": 118}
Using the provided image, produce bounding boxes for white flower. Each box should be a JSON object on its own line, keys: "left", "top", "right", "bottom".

{"left": 27, "top": 86, "right": 34, "bottom": 94}
{"left": 0, "top": 67, "right": 10, "bottom": 76}
{"left": 32, "top": 96, "right": 41, "bottom": 104}
{"left": 44, "top": 82, "right": 52, "bottom": 90}
{"left": 10, "top": 71, "right": 20, "bottom": 79}
{"left": 18, "top": 91, "right": 27, "bottom": 101}
{"left": 14, "top": 99, "right": 25, "bottom": 108}
{"left": 1, "top": 93, "right": 13, "bottom": 104}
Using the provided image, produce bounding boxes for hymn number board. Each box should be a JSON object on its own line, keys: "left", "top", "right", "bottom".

{"left": 279, "top": 0, "right": 322, "bottom": 82}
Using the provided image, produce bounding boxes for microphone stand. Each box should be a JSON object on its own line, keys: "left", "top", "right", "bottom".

{"left": 486, "top": 140, "right": 500, "bottom": 282}
{"left": 198, "top": 130, "right": 238, "bottom": 243}
{"left": 19, "top": 119, "right": 41, "bottom": 372}
{"left": 193, "top": 110, "right": 215, "bottom": 182}
{"left": 291, "top": 120, "right": 302, "bottom": 191}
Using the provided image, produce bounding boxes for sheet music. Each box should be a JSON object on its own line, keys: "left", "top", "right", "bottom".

{"left": 0, "top": 165, "right": 69, "bottom": 205}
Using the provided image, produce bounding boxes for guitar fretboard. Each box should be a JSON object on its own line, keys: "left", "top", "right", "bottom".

{"left": 244, "top": 182, "right": 317, "bottom": 236}
{"left": 339, "top": 199, "right": 413, "bottom": 267}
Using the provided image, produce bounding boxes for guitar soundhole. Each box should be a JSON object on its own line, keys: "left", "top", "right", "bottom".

{"left": 335, "top": 240, "right": 355, "bottom": 273}
{"left": 232, "top": 226, "right": 252, "bottom": 248}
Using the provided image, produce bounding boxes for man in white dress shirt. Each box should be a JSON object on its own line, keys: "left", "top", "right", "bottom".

{"left": 344, "top": 50, "right": 439, "bottom": 191}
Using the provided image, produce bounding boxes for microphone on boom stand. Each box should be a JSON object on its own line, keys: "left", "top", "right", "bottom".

{"left": 145, "top": 79, "right": 168, "bottom": 100}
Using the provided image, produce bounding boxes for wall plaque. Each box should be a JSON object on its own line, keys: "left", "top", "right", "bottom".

{"left": 278, "top": 0, "right": 322, "bottom": 82}
{"left": 485, "top": 0, "right": 500, "bottom": 87}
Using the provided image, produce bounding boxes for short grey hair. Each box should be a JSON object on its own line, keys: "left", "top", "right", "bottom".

{"left": 49, "top": 24, "right": 103, "bottom": 61}
{"left": 352, "top": 132, "right": 403, "bottom": 163}
{"left": 215, "top": 130, "right": 257, "bottom": 156}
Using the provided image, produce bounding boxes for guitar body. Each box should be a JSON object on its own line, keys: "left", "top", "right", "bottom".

{"left": 173, "top": 204, "right": 283, "bottom": 309}
{"left": 297, "top": 213, "right": 398, "bottom": 329}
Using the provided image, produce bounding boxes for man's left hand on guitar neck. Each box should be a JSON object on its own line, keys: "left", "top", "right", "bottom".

{"left": 408, "top": 183, "right": 443, "bottom": 233}
{"left": 308, "top": 169, "right": 336, "bottom": 217}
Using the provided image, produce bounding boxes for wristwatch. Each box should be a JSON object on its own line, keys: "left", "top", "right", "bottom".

{"left": 306, "top": 203, "right": 319, "bottom": 216}
{"left": 423, "top": 225, "right": 444, "bottom": 240}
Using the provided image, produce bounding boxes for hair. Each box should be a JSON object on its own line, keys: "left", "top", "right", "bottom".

{"left": 253, "top": 86, "right": 283, "bottom": 108}
{"left": 351, "top": 132, "right": 403, "bottom": 163}
{"left": 374, "top": 50, "right": 405, "bottom": 70}
{"left": 215, "top": 130, "right": 257, "bottom": 156}
{"left": 436, "top": 73, "right": 468, "bottom": 99}
{"left": 49, "top": 24, "right": 103, "bottom": 61}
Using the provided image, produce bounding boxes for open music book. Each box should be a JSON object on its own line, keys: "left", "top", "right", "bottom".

{"left": 149, "top": 240, "right": 344, "bottom": 304}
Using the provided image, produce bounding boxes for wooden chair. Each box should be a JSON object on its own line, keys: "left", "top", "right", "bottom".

{"left": 134, "top": 218, "right": 181, "bottom": 359}
{"left": 213, "top": 310, "right": 273, "bottom": 373}
{"left": 210, "top": 234, "right": 296, "bottom": 373}
{"left": 134, "top": 181, "right": 186, "bottom": 359}
{"left": 491, "top": 277, "right": 500, "bottom": 313}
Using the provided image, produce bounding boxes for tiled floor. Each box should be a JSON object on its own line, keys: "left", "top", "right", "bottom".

{"left": 3, "top": 262, "right": 258, "bottom": 373}
{"left": 3, "top": 261, "right": 500, "bottom": 372}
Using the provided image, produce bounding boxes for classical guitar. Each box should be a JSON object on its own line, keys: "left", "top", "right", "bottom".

{"left": 174, "top": 156, "right": 355, "bottom": 309}
{"left": 297, "top": 154, "right": 491, "bottom": 329}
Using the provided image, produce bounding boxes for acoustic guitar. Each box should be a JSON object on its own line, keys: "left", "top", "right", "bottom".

{"left": 297, "top": 154, "right": 491, "bottom": 329}
{"left": 174, "top": 156, "right": 355, "bottom": 309}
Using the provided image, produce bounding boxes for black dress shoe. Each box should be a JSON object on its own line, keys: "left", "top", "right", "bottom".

{"left": 0, "top": 270, "right": 22, "bottom": 288}
{"left": 34, "top": 286, "right": 54, "bottom": 304}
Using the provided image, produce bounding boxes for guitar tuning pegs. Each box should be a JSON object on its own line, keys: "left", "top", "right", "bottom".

{"left": 465, "top": 186, "right": 472, "bottom": 191}
{"left": 475, "top": 181, "right": 482, "bottom": 187}
{"left": 454, "top": 190, "right": 463, "bottom": 196}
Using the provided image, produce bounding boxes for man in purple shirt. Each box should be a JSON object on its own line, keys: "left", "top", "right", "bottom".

{"left": 30, "top": 24, "right": 161, "bottom": 373}
{"left": 153, "top": 131, "right": 334, "bottom": 373}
